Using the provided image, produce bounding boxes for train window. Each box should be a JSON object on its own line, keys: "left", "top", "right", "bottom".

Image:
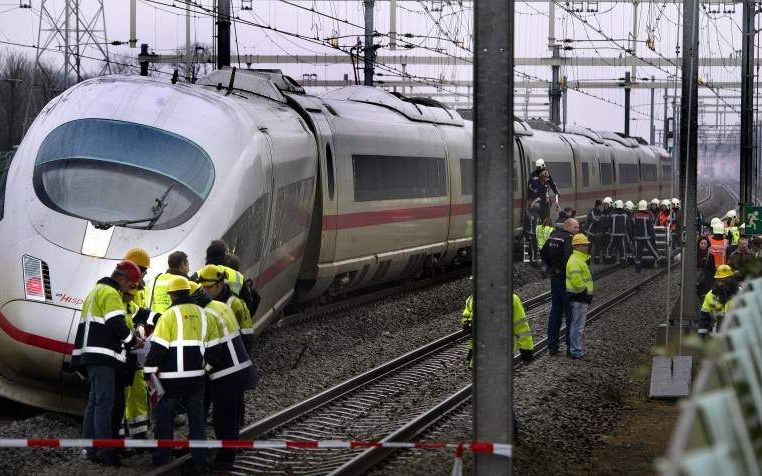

{"left": 270, "top": 177, "right": 315, "bottom": 251}
{"left": 545, "top": 161, "right": 572, "bottom": 188}
{"left": 599, "top": 162, "right": 613, "bottom": 185}
{"left": 460, "top": 158, "right": 473, "bottom": 195}
{"left": 581, "top": 162, "right": 590, "bottom": 187}
{"left": 641, "top": 164, "right": 658, "bottom": 181}
{"left": 33, "top": 119, "right": 215, "bottom": 230}
{"left": 352, "top": 155, "right": 447, "bottom": 201}
{"left": 223, "top": 195, "right": 270, "bottom": 268}
{"left": 619, "top": 164, "right": 639, "bottom": 184}
{"left": 0, "top": 149, "right": 13, "bottom": 221}
{"left": 325, "top": 145, "right": 335, "bottom": 200}
{"left": 662, "top": 164, "right": 671, "bottom": 178}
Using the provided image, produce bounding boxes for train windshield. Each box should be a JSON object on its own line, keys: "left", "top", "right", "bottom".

{"left": 33, "top": 119, "right": 214, "bottom": 230}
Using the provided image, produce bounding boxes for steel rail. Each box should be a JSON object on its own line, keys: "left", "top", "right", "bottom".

{"left": 330, "top": 268, "right": 668, "bottom": 475}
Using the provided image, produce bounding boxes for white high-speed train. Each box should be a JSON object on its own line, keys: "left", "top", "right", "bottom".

{"left": 0, "top": 69, "right": 672, "bottom": 412}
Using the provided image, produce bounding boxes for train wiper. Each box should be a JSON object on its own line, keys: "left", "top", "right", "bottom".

{"left": 91, "top": 216, "right": 157, "bottom": 230}
{"left": 146, "top": 184, "right": 174, "bottom": 230}
{"left": 91, "top": 185, "right": 174, "bottom": 230}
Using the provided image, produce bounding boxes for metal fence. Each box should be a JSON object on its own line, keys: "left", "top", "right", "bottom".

{"left": 658, "top": 277, "right": 762, "bottom": 476}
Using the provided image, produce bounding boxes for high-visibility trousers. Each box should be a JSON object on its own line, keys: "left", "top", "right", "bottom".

{"left": 123, "top": 370, "right": 149, "bottom": 437}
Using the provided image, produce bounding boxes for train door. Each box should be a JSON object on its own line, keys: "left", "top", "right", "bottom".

{"left": 245, "top": 130, "right": 281, "bottom": 325}
{"left": 294, "top": 107, "right": 341, "bottom": 302}
{"left": 511, "top": 137, "right": 530, "bottom": 235}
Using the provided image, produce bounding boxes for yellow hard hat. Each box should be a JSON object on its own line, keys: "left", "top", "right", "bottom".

{"left": 166, "top": 276, "right": 190, "bottom": 293}
{"left": 124, "top": 248, "right": 151, "bottom": 269}
{"left": 714, "top": 264, "right": 734, "bottom": 280}
{"left": 572, "top": 233, "right": 590, "bottom": 246}
{"left": 198, "top": 264, "right": 225, "bottom": 283}
{"left": 188, "top": 281, "right": 201, "bottom": 295}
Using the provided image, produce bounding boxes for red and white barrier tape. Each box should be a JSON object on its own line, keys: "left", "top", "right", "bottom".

{"left": 0, "top": 438, "right": 511, "bottom": 456}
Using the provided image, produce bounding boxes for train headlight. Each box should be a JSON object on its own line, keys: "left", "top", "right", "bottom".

{"left": 22, "top": 255, "right": 46, "bottom": 302}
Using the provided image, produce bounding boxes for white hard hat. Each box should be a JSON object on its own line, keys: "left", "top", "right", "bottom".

{"left": 650, "top": 198, "right": 660, "bottom": 205}
{"left": 726, "top": 209, "right": 737, "bottom": 219}
{"left": 712, "top": 223, "right": 725, "bottom": 235}
{"left": 625, "top": 200, "right": 634, "bottom": 211}
{"left": 710, "top": 217, "right": 722, "bottom": 227}
{"left": 638, "top": 200, "right": 648, "bottom": 211}
{"left": 661, "top": 199, "right": 672, "bottom": 207}
{"left": 672, "top": 198, "right": 681, "bottom": 207}
{"left": 603, "top": 196, "right": 613, "bottom": 205}
{"left": 614, "top": 199, "right": 624, "bottom": 209}
{"left": 535, "top": 158, "right": 545, "bottom": 168}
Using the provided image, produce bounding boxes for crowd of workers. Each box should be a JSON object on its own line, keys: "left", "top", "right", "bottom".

{"left": 72, "top": 240, "right": 259, "bottom": 473}
{"left": 695, "top": 209, "right": 762, "bottom": 338}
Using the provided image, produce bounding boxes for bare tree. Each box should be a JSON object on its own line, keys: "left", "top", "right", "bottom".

{"left": 0, "top": 52, "right": 31, "bottom": 150}
{"left": 172, "top": 42, "right": 212, "bottom": 83}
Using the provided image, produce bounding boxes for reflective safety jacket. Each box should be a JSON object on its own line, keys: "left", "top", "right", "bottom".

{"left": 215, "top": 285, "right": 254, "bottom": 352}
{"left": 143, "top": 301, "right": 220, "bottom": 395}
{"left": 72, "top": 278, "right": 134, "bottom": 367}
{"left": 630, "top": 211, "right": 656, "bottom": 240}
{"left": 125, "top": 300, "right": 161, "bottom": 330}
{"left": 204, "top": 300, "right": 253, "bottom": 381}
{"left": 461, "top": 294, "right": 534, "bottom": 367}
{"left": 728, "top": 226, "right": 740, "bottom": 246}
{"left": 586, "top": 207, "right": 603, "bottom": 236}
{"left": 221, "top": 265, "right": 245, "bottom": 296}
{"left": 133, "top": 286, "right": 147, "bottom": 309}
{"left": 147, "top": 271, "right": 187, "bottom": 313}
{"left": 566, "top": 250, "right": 594, "bottom": 303}
{"left": 536, "top": 224, "right": 554, "bottom": 250}
{"left": 700, "top": 289, "right": 734, "bottom": 329}
{"left": 608, "top": 210, "right": 629, "bottom": 236}
{"left": 708, "top": 235, "right": 728, "bottom": 267}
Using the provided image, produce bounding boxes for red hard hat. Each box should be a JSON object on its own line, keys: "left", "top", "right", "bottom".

{"left": 116, "top": 260, "right": 142, "bottom": 284}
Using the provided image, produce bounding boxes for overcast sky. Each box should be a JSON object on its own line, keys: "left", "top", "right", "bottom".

{"left": 0, "top": 0, "right": 750, "bottom": 141}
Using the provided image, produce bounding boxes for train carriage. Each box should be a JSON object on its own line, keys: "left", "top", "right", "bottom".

{"left": 0, "top": 70, "right": 673, "bottom": 412}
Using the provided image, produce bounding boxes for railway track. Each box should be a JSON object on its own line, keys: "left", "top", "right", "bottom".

{"left": 147, "top": 264, "right": 630, "bottom": 475}
{"left": 271, "top": 268, "right": 471, "bottom": 332}
{"left": 333, "top": 268, "right": 668, "bottom": 475}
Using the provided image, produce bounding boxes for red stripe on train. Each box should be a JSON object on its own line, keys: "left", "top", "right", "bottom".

{"left": 0, "top": 310, "right": 75, "bottom": 355}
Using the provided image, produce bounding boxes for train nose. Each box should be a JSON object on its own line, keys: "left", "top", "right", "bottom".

{"left": 0, "top": 299, "right": 77, "bottom": 409}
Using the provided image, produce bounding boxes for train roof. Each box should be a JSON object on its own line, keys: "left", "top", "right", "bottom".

{"left": 321, "top": 86, "right": 464, "bottom": 126}
{"left": 198, "top": 69, "right": 465, "bottom": 126}
{"left": 599, "top": 130, "right": 637, "bottom": 148}
{"left": 564, "top": 125, "right": 604, "bottom": 144}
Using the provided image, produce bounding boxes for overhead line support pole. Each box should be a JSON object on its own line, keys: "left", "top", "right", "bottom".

{"left": 678, "top": 0, "right": 699, "bottom": 324}
{"left": 364, "top": 0, "right": 375, "bottom": 86}
{"left": 741, "top": 0, "right": 756, "bottom": 210}
{"left": 624, "top": 71, "right": 631, "bottom": 136}
{"left": 217, "top": 0, "right": 230, "bottom": 69}
{"left": 650, "top": 76, "right": 655, "bottom": 144}
{"left": 473, "top": 0, "right": 514, "bottom": 471}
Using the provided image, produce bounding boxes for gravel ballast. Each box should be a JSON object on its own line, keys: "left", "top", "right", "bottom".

{"left": 0, "top": 262, "right": 664, "bottom": 474}
{"left": 371, "top": 271, "right": 680, "bottom": 475}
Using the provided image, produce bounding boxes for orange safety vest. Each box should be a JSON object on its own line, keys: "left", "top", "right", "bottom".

{"left": 708, "top": 236, "right": 728, "bottom": 267}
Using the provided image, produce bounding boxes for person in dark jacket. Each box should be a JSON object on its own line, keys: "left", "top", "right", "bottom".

{"left": 631, "top": 200, "right": 663, "bottom": 272}
{"left": 540, "top": 218, "right": 578, "bottom": 355}
{"left": 585, "top": 200, "right": 604, "bottom": 263}
{"left": 523, "top": 199, "right": 542, "bottom": 265}
{"left": 605, "top": 200, "right": 629, "bottom": 265}
{"left": 527, "top": 159, "right": 560, "bottom": 220}
{"left": 696, "top": 236, "right": 714, "bottom": 298}
{"left": 73, "top": 261, "right": 144, "bottom": 466}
